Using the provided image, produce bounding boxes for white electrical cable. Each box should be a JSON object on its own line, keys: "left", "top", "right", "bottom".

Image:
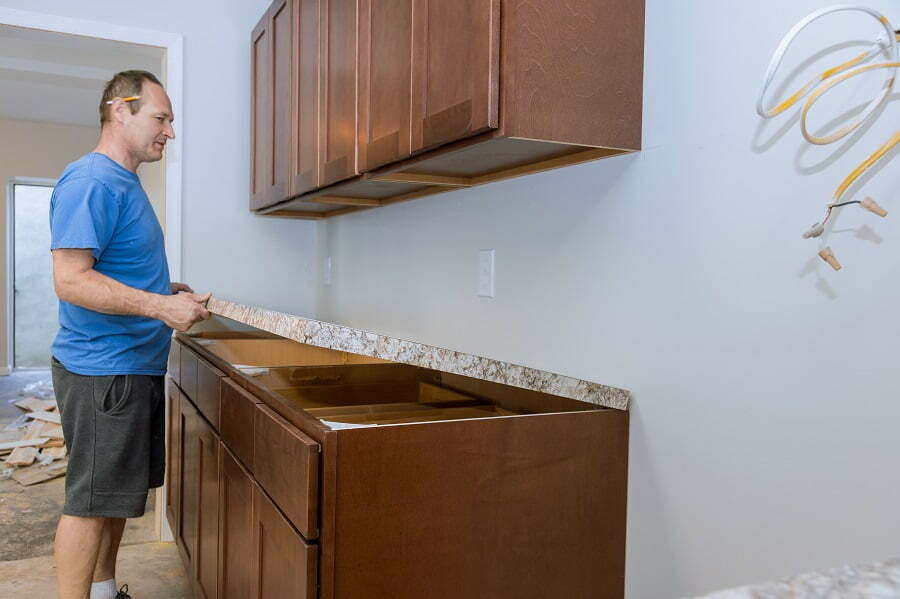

{"left": 756, "top": 4, "right": 897, "bottom": 147}
{"left": 756, "top": 5, "right": 899, "bottom": 269}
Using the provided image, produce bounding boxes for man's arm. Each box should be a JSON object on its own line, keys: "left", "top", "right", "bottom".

{"left": 52, "top": 248, "right": 210, "bottom": 332}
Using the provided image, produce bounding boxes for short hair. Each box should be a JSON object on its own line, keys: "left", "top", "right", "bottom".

{"left": 99, "top": 70, "right": 163, "bottom": 126}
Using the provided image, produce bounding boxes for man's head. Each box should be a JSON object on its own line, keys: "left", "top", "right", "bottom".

{"left": 99, "top": 70, "right": 175, "bottom": 165}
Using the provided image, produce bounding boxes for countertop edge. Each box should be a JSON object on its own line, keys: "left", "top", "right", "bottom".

{"left": 206, "top": 297, "right": 631, "bottom": 411}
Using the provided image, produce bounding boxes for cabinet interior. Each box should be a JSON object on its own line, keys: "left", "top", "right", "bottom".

{"left": 187, "top": 332, "right": 605, "bottom": 427}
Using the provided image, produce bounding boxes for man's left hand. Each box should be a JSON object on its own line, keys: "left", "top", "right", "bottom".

{"left": 171, "top": 282, "right": 194, "bottom": 294}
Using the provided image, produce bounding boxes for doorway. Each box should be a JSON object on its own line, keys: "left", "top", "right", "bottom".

{"left": 8, "top": 179, "right": 56, "bottom": 369}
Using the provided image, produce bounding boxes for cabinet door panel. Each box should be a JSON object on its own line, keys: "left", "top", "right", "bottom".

{"left": 177, "top": 396, "right": 199, "bottom": 568}
{"left": 196, "top": 417, "right": 220, "bottom": 599}
{"left": 165, "top": 378, "right": 181, "bottom": 538}
{"left": 218, "top": 444, "right": 256, "bottom": 599}
{"left": 291, "top": 0, "right": 320, "bottom": 195}
{"left": 250, "top": 10, "right": 273, "bottom": 210}
{"left": 358, "top": 0, "right": 413, "bottom": 171}
{"left": 271, "top": 0, "right": 293, "bottom": 204}
{"left": 411, "top": 0, "right": 499, "bottom": 152}
{"left": 319, "top": 0, "right": 359, "bottom": 187}
{"left": 253, "top": 485, "right": 318, "bottom": 599}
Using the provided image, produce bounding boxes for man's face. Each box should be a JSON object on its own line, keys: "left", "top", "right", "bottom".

{"left": 121, "top": 82, "right": 176, "bottom": 164}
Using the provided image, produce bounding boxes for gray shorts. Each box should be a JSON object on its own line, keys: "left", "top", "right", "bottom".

{"left": 51, "top": 357, "right": 165, "bottom": 518}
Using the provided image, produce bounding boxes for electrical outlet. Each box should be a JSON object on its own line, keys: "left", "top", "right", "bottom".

{"left": 324, "top": 256, "right": 332, "bottom": 285}
{"left": 477, "top": 249, "right": 495, "bottom": 298}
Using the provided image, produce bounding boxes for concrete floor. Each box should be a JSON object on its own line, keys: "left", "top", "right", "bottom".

{"left": 0, "top": 370, "right": 192, "bottom": 597}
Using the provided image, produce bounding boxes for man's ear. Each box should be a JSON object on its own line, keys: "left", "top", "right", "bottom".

{"left": 110, "top": 98, "right": 129, "bottom": 125}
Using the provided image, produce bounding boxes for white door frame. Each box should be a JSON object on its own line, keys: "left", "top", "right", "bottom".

{"left": 5, "top": 177, "right": 57, "bottom": 374}
{"left": 0, "top": 7, "right": 182, "bottom": 543}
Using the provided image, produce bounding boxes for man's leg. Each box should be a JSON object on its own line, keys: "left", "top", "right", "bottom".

{"left": 93, "top": 517, "right": 127, "bottom": 583}
{"left": 55, "top": 514, "right": 106, "bottom": 599}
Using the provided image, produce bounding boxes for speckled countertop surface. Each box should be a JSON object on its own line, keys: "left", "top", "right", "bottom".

{"left": 207, "top": 297, "right": 630, "bottom": 411}
{"left": 696, "top": 557, "right": 900, "bottom": 598}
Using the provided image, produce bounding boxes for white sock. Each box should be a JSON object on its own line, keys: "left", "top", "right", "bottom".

{"left": 90, "top": 578, "right": 117, "bottom": 599}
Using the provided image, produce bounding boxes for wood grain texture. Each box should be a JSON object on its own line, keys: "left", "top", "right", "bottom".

{"left": 250, "top": 9, "right": 273, "bottom": 209}
{"left": 318, "top": 0, "right": 359, "bottom": 187}
{"left": 325, "top": 409, "right": 628, "bottom": 598}
{"left": 253, "top": 403, "right": 320, "bottom": 540}
{"left": 253, "top": 485, "right": 318, "bottom": 599}
{"left": 196, "top": 358, "right": 224, "bottom": 432}
{"left": 411, "top": 0, "right": 500, "bottom": 152}
{"left": 291, "top": 0, "right": 320, "bottom": 197}
{"left": 358, "top": 0, "right": 413, "bottom": 171}
{"left": 165, "top": 378, "right": 182, "bottom": 539}
{"left": 220, "top": 378, "right": 261, "bottom": 472}
{"left": 218, "top": 444, "right": 257, "bottom": 599}
{"left": 270, "top": 0, "right": 293, "bottom": 205}
{"left": 501, "top": 0, "right": 644, "bottom": 149}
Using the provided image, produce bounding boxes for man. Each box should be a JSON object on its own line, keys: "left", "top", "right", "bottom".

{"left": 49, "top": 70, "right": 210, "bottom": 599}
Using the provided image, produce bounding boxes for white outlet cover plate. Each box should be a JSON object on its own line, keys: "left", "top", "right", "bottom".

{"left": 477, "top": 249, "right": 495, "bottom": 298}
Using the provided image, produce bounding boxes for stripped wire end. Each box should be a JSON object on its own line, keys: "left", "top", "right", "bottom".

{"left": 860, "top": 197, "right": 888, "bottom": 217}
{"left": 802, "top": 222, "right": 825, "bottom": 239}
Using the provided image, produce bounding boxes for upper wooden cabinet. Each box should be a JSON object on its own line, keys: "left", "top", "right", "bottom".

{"left": 358, "top": 0, "right": 500, "bottom": 173}
{"left": 252, "top": 0, "right": 645, "bottom": 218}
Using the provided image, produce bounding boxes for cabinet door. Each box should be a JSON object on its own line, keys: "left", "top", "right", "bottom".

{"left": 291, "top": 0, "right": 320, "bottom": 196}
{"left": 165, "top": 378, "right": 181, "bottom": 538}
{"left": 218, "top": 444, "right": 256, "bottom": 599}
{"left": 318, "top": 0, "right": 359, "bottom": 187}
{"left": 177, "top": 395, "right": 199, "bottom": 569}
{"left": 252, "top": 485, "right": 318, "bottom": 599}
{"left": 411, "top": 0, "right": 499, "bottom": 152}
{"left": 195, "top": 414, "right": 221, "bottom": 599}
{"left": 358, "top": 0, "right": 413, "bottom": 171}
{"left": 250, "top": 8, "right": 273, "bottom": 210}
{"left": 270, "top": 0, "right": 294, "bottom": 205}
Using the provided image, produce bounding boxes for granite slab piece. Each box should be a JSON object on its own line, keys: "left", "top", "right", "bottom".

{"left": 696, "top": 556, "right": 900, "bottom": 598}
{"left": 207, "top": 297, "right": 631, "bottom": 411}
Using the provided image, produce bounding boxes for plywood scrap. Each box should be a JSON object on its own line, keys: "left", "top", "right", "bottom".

{"left": 39, "top": 422, "right": 64, "bottom": 439}
{"left": 40, "top": 446, "right": 67, "bottom": 461}
{"left": 24, "top": 411, "right": 61, "bottom": 425}
{"left": 38, "top": 439, "right": 65, "bottom": 449}
{"left": 5, "top": 446, "right": 39, "bottom": 467}
{"left": 13, "top": 397, "right": 56, "bottom": 413}
{"left": 0, "top": 438, "right": 50, "bottom": 452}
{"left": 12, "top": 459, "right": 68, "bottom": 486}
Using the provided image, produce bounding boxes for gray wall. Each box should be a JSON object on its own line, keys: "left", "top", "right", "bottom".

{"left": 316, "top": 1, "right": 900, "bottom": 597}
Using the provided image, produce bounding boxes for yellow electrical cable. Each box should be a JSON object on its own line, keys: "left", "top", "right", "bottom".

{"left": 801, "top": 61, "right": 900, "bottom": 144}
{"left": 833, "top": 130, "right": 900, "bottom": 202}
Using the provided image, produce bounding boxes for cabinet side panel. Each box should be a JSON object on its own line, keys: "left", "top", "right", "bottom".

{"left": 502, "top": 0, "right": 644, "bottom": 150}
{"left": 331, "top": 410, "right": 628, "bottom": 599}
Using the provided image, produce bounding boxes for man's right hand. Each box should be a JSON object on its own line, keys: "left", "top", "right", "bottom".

{"left": 157, "top": 291, "right": 211, "bottom": 332}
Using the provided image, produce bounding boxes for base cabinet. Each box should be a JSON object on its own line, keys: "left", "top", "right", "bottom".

{"left": 167, "top": 332, "right": 628, "bottom": 598}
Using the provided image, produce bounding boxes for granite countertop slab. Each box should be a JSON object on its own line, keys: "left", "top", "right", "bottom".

{"left": 695, "top": 557, "right": 900, "bottom": 598}
{"left": 207, "top": 297, "right": 630, "bottom": 411}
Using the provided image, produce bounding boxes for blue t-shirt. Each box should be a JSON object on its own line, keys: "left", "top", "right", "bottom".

{"left": 49, "top": 152, "right": 172, "bottom": 376}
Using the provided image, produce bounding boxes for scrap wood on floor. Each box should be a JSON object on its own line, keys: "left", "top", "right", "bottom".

{"left": 1, "top": 383, "right": 67, "bottom": 486}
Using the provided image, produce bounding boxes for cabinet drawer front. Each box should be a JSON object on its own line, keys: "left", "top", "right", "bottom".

{"left": 253, "top": 404, "right": 320, "bottom": 540}
{"left": 254, "top": 485, "right": 318, "bottom": 599}
{"left": 221, "top": 379, "right": 259, "bottom": 471}
{"left": 196, "top": 358, "right": 224, "bottom": 431}
{"left": 168, "top": 339, "right": 181, "bottom": 386}
{"left": 179, "top": 346, "right": 199, "bottom": 400}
